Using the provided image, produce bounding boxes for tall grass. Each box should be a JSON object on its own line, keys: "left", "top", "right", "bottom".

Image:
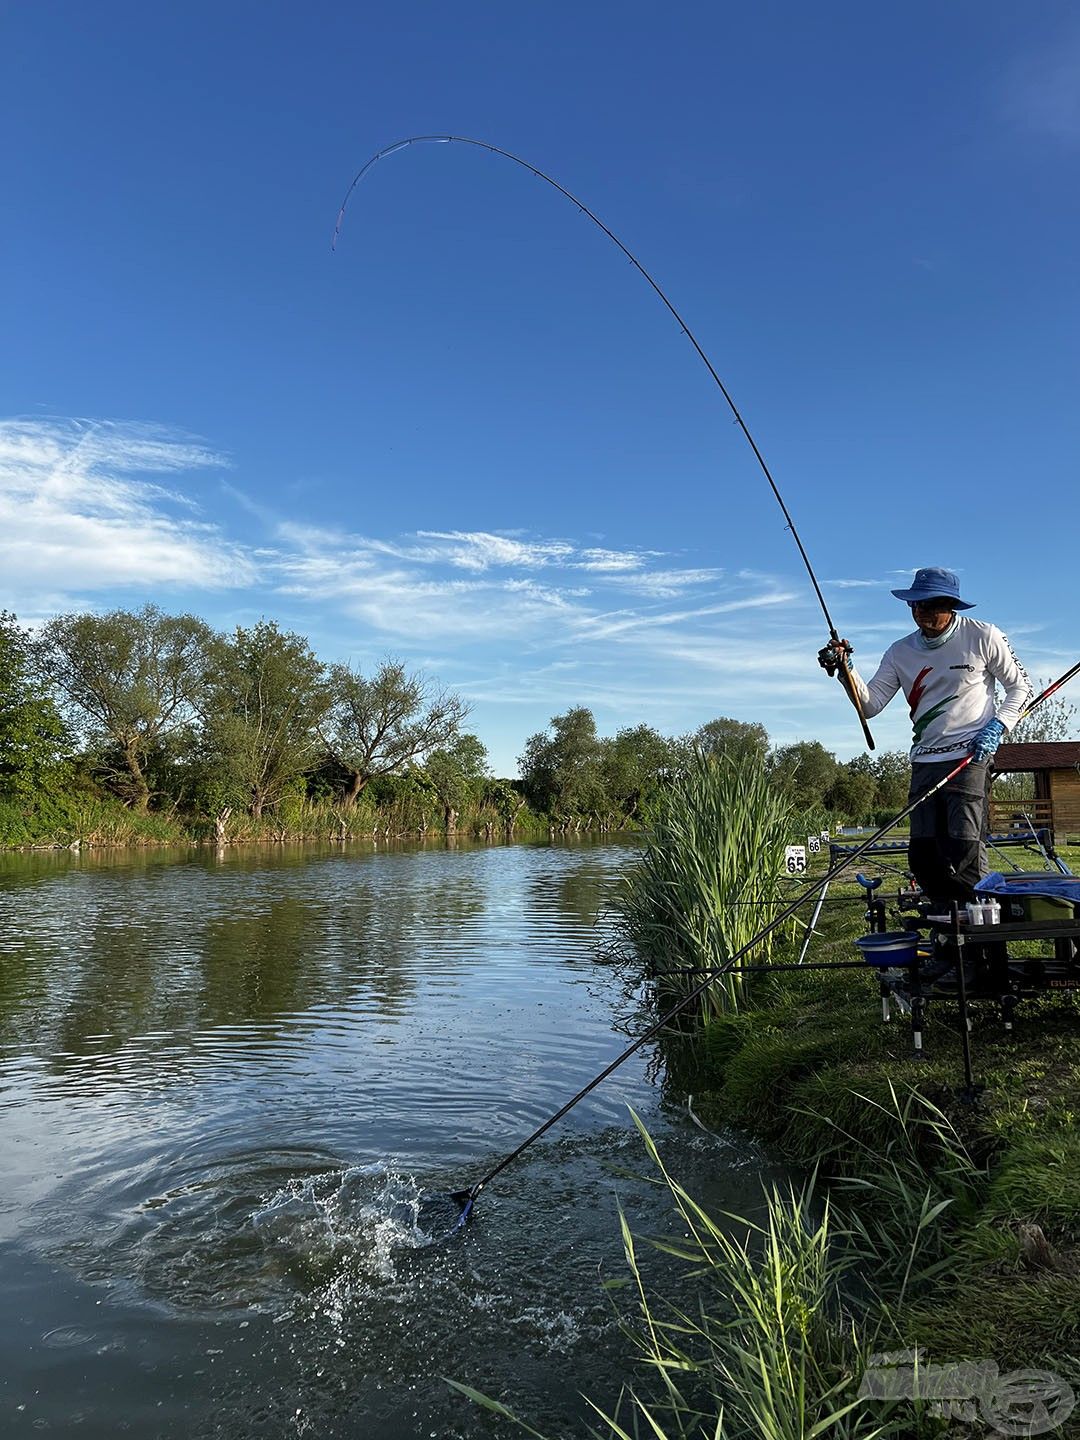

{"left": 452, "top": 1169, "right": 873, "bottom": 1440}
{"left": 807, "top": 1083, "right": 986, "bottom": 1311}
{"left": 0, "top": 790, "right": 188, "bottom": 847}
{"left": 0, "top": 787, "right": 549, "bottom": 849}
{"left": 591, "top": 1112, "right": 878, "bottom": 1440}
{"left": 612, "top": 751, "right": 795, "bottom": 1014}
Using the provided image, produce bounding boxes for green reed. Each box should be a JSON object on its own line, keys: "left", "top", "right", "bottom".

{"left": 613, "top": 751, "right": 796, "bottom": 1015}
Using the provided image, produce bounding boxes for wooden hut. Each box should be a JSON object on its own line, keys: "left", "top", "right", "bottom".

{"left": 990, "top": 742, "right": 1080, "bottom": 841}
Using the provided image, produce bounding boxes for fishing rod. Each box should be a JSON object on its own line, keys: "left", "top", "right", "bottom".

{"left": 443, "top": 658, "right": 1080, "bottom": 1226}
{"left": 334, "top": 134, "right": 876, "bottom": 751}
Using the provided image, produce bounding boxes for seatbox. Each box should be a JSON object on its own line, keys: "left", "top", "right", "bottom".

{"left": 1000, "top": 892, "right": 1076, "bottom": 923}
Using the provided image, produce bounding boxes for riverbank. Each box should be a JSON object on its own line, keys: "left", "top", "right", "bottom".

{"left": 686, "top": 845, "right": 1080, "bottom": 1372}
{"left": 0, "top": 788, "right": 559, "bottom": 850}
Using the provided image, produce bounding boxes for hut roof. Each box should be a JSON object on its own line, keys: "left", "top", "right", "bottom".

{"left": 992, "top": 741, "right": 1080, "bottom": 773}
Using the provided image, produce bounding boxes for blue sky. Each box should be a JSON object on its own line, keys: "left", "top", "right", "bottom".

{"left": 2, "top": 2, "right": 1077, "bottom": 774}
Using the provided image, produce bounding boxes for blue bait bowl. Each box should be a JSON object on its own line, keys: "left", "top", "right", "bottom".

{"left": 855, "top": 931, "right": 920, "bottom": 967}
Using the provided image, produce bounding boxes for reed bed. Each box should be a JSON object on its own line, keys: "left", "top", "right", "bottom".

{"left": 0, "top": 788, "right": 549, "bottom": 849}
{"left": 612, "top": 751, "right": 795, "bottom": 1015}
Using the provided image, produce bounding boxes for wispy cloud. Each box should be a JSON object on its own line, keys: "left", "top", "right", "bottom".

{"left": 601, "top": 567, "right": 723, "bottom": 598}
{"left": 567, "top": 590, "right": 798, "bottom": 645}
{"left": 0, "top": 418, "right": 809, "bottom": 664}
{"left": 412, "top": 530, "right": 575, "bottom": 570}
{"left": 577, "top": 547, "right": 653, "bottom": 572}
{"left": 264, "top": 515, "right": 731, "bottom": 640}
{"left": 1, "top": 417, "right": 745, "bottom": 650}
{"left": 0, "top": 414, "right": 844, "bottom": 768}
{"left": 0, "top": 417, "right": 253, "bottom": 599}
{"left": 273, "top": 545, "right": 597, "bottom": 643}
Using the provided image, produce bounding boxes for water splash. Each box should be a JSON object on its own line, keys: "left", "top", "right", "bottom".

{"left": 250, "top": 1160, "right": 459, "bottom": 1286}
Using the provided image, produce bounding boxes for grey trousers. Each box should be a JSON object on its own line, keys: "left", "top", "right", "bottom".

{"left": 907, "top": 757, "right": 991, "bottom": 904}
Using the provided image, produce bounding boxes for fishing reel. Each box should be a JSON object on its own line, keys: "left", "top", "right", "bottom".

{"left": 896, "top": 872, "right": 926, "bottom": 915}
{"left": 817, "top": 639, "right": 853, "bottom": 678}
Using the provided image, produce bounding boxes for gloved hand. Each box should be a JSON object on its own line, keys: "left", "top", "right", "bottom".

{"left": 817, "top": 639, "right": 853, "bottom": 677}
{"left": 971, "top": 717, "right": 1006, "bottom": 763}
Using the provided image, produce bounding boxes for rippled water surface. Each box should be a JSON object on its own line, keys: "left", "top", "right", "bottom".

{"left": 0, "top": 840, "right": 776, "bottom": 1438}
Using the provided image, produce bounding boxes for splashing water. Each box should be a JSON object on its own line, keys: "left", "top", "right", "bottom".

{"left": 249, "top": 1161, "right": 458, "bottom": 1284}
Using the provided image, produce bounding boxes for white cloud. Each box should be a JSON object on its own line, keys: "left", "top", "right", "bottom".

{"left": 567, "top": 589, "right": 798, "bottom": 645}
{"left": 576, "top": 547, "right": 652, "bottom": 572}
{"left": 414, "top": 530, "right": 576, "bottom": 570}
{"left": 261, "top": 515, "right": 736, "bottom": 644}
{"left": 0, "top": 416, "right": 832, "bottom": 758}
{"left": 267, "top": 523, "right": 667, "bottom": 581}
{"left": 274, "top": 542, "right": 594, "bottom": 642}
{"left": 0, "top": 417, "right": 254, "bottom": 601}
{"left": 601, "top": 566, "right": 722, "bottom": 598}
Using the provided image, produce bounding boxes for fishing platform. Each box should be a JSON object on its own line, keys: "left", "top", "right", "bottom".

{"left": 832, "top": 830, "right": 1080, "bottom": 1098}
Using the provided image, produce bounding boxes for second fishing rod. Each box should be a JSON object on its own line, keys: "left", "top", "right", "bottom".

{"left": 447, "top": 657, "right": 1080, "bottom": 1222}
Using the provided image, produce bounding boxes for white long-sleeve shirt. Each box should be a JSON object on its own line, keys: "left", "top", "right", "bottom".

{"left": 849, "top": 616, "right": 1033, "bottom": 764}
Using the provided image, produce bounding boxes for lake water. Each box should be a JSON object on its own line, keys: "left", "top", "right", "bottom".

{"left": 0, "top": 839, "right": 778, "bottom": 1439}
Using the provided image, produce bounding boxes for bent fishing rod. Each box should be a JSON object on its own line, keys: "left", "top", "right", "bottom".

{"left": 334, "top": 134, "right": 875, "bottom": 750}
{"left": 447, "top": 658, "right": 1080, "bottom": 1225}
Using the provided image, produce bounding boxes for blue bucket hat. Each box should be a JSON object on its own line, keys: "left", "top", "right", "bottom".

{"left": 890, "top": 566, "right": 975, "bottom": 609}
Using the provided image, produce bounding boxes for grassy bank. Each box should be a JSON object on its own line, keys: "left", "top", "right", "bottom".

{"left": 683, "top": 843, "right": 1080, "bottom": 1376}
{"left": 527, "top": 768, "right": 1080, "bottom": 1440}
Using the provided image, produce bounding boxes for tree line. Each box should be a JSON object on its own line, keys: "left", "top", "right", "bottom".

{"left": 0, "top": 606, "right": 495, "bottom": 838}
{"left": 15, "top": 601, "right": 1065, "bottom": 844}
{"left": 515, "top": 681, "right": 1077, "bottom": 829}
{"left": 517, "top": 709, "right": 915, "bottom": 831}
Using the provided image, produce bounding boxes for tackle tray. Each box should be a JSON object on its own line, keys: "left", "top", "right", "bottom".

{"left": 924, "top": 917, "right": 1080, "bottom": 941}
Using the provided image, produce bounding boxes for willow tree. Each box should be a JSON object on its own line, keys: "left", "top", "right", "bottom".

{"left": 322, "top": 660, "right": 469, "bottom": 808}
{"left": 424, "top": 732, "right": 489, "bottom": 833}
{"left": 599, "top": 723, "right": 678, "bottom": 824}
{"left": 693, "top": 716, "right": 770, "bottom": 769}
{"left": 767, "top": 740, "right": 839, "bottom": 813}
{"left": 38, "top": 604, "right": 212, "bottom": 811}
{"left": 518, "top": 707, "right": 606, "bottom": 822}
{"left": 202, "top": 621, "right": 329, "bottom": 819}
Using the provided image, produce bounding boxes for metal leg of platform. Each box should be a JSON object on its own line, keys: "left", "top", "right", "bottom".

{"left": 950, "top": 902, "right": 981, "bottom": 1103}
{"left": 796, "top": 877, "right": 830, "bottom": 966}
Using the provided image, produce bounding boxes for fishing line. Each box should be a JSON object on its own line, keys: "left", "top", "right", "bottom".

{"left": 334, "top": 134, "right": 875, "bottom": 748}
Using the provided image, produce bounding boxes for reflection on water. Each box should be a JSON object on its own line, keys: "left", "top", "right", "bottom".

{"left": 0, "top": 839, "right": 778, "bottom": 1439}
{"left": 0, "top": 846, "right": 487, "bottom": 1061}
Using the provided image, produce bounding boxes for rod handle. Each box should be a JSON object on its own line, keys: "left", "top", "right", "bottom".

{"left": 834, "top": 648, "right": 876, "bottom": 751}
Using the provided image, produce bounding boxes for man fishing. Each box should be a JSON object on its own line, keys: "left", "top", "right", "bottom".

{"left": 819, "top": 567, "right": 1033, "bottom": 905}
